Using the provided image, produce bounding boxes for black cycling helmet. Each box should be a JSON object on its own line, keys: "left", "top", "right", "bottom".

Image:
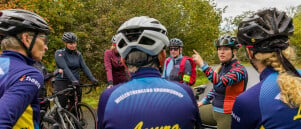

{"left": 237, "top": 8, "right": 293, "bottom": 53}
{"left": 238, "top": 8, "right": 300, "bottom": 77}
{"left": 62, "top": 32, "right": 77, "bottom": 43}
{"left": 169, "top": 38, "right": 183, "bottom": 47}
{"left": 0, "top": 9, "right": 50, "bottom": 35}
{"left": 0, "top": 9, "right": 50, "bottom": 58}
{"left": 215, "top": 35, "right": 240, "bottom": 49}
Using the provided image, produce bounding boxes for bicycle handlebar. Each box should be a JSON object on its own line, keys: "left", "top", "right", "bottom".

{"left": 67, "top": 83, "right": 96, "bottom": 94}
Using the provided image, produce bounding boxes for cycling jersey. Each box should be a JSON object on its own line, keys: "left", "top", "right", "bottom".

{"left": 55, "top": 48, "right": 96, "bottom": 82}
{"left": 97, "top": 67, "right": 201, "bottom": 129}
{"left": 231, "top": 67, "right": 301, "bottom": 129}
{"left": 0, "top": 50, "right": 42, "bottom": 128}
{"left": 200, "top": 59, "right": 248, "bottom": 113}
{"left": 162, "top": 55, "right": 192, "bottom": 82}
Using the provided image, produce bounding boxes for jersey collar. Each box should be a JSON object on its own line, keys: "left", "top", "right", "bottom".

{"left": 260, "top": 67, "right": 276, "bottom": 81}
{"left": 1, "top": 50, "right": 35, "bottom": 65}
{"left": 131, "top": 67, "right": 161, "bottom": 79}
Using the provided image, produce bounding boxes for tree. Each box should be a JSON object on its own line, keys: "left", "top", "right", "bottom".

{"left": 0, "top": 0, "right": 222, "bottom": 83}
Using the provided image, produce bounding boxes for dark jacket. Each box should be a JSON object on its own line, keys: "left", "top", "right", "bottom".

{"left": 55, "top": 48, "right": 96, "bottom": 82}
{"left": 104, "top": 49, "right": 128, "bottom": 85}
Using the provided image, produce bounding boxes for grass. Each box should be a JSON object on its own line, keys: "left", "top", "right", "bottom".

{"left": 82, "top": 85, "right": 106, "bottom": 109}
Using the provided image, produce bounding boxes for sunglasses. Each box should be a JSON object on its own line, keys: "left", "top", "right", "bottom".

{"left": 169, "top": 47, "right": 179, "bottom": 51}
{"left": 38, "top": 35, "right": 49, "bottom": 45}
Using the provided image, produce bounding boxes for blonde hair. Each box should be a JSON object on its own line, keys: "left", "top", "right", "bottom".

{"left": 254, "top": 47, "right": 301, "bottom": 107}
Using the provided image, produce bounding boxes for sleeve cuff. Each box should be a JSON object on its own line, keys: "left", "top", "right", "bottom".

{"left": 201, "top": 98, "right": 209, "bottom": 105}
{"left": 201, "top": 63, "right": 209, "bottom": 71}
{"left": 107, "top": 80, "right": 113, "bottom": 85}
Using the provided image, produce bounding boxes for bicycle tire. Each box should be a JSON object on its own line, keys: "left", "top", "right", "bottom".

{"left": 74, "top": 103, "right": 97, "bottom": 129}
{"left": 40, "top": 117, "right": 60, "bottom": 129}
{"left": 59, "top": 109, "right": 83, "bottom": 129}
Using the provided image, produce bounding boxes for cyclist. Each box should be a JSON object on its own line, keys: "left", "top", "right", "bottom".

{"left": 33, "top": 61, "right": 62, "bottom": 112}
{"left": 97, "top": 16, "right": 201, "bottom": 129}
{"left": 162, "top": 38, "right": 196, "bottom": 86}
{"left": 232, "top": 8, "right": 301, "bottom": 128}
{"left": 104, "top": 36, "right": 129, "bottom": 88}
{"left": 192, "top": 35, "right": 248, "bottom": 129}
{"left": 0, "top": 9, "right": 50, "bottom": 128}
{"left": 54, "top": 32, "right": 98, "bottom": 108}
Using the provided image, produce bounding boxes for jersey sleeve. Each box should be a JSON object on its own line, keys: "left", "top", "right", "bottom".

{"left": 201, "top": 63, "right": 246, "bottom": 88}
{"left": 104, "top": 50, "right": 113, "bottom": 84}
{"left": 201, "top": 88, "right": 216, "bottom": 104}
{"left": 55, "top": 50, "right": 78, "bottom": 82}
{"left": 79, "top": 53, "right": 96, "bottom": 81}
{"left": 0, "top": 71, "right": 42, "bottom": 127}
{"left": 231, "top": 85, "right": 261, "bottom": 129}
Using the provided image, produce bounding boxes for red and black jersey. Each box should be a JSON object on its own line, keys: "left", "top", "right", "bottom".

{"left": 200, "top": 59, "right": 248, "bottom": 113}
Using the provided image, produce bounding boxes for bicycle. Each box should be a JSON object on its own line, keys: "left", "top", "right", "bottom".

{"left": 64, "top": 84, "right": 97, "bottom": 129}
{"left": 40, "top": 87, "right": 83, "bottom": 129}
{"left": 193, "top": 85, "right": 217, "bottom": 129}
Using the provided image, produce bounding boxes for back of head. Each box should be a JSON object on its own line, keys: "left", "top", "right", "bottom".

{"left": 237, "top": 8, "right": 293, "bottom": 53}
{"left": 62, "top": 32, "right": 77, "bottom": 43}
{"left": 169, "top": 38, "right": 183, "bottom": 47}
{"left": 215, "top": 35, "right": 240, "bottom": 49}
{"left": 114, "top": 16, "right": 169, "bottom": 69}
{"left": 238, "top": 8, "right": 301, "bottom": 108}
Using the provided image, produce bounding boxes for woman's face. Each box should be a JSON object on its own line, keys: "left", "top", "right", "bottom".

{"left": 218, "top": 46, "right": 235, "bottom": 63}
{"left": 65, "top": 42, "right": 77, "bottom": 50}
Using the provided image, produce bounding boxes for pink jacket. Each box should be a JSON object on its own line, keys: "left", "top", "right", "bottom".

{"left": 104, "top": 49, "right": 128, "bottom": 85}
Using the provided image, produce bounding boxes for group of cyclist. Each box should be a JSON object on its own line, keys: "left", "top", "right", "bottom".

{"left": 0, "top": 7, "right": 300, "bottom": 129}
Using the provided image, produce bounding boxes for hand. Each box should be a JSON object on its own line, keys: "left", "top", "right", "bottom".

{"left": 192, "top": 49, "right": 204, "bottom": 67}
{"left": 92, "top": 79, "right": 99, "bottom": 86}
{"left": 197, "top": 101, "right": 203, "bottom": 107}
{"left": 53, "top": 69, "right": 63, "bottom": 76}
{"left": 72, "top": 81, "right": 80, "bottom": 86}
{"left": 58, "top": 69, "right": 63, "bottom": 74}
{"left": 107, "top": 85, "right": 113, "bottom": 89}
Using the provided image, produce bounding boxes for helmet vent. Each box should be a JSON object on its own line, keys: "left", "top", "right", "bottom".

{"left": 10, "top": 17, "right": 24, "bottom": 22}
{"left": 118, "top": 39, "right": 127, "bottom": 49}
{"left": 150, "top": 21, "right": 159, "bottom": 24}
{"left": 139, "top": 36, "right": 155, "bottom": 45}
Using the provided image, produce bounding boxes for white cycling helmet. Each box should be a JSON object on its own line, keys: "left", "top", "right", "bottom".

{"left": 115, "top": 16, "right": 169, "bottom": 58}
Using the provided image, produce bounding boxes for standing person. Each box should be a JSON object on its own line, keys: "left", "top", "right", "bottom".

{"left": 97, "top": 16, "right": 201, "bottom": 129}
{"left": 232, "top": 8, "right": 301, "bottom": 128}
{"left": 104, "top": 36, "right": 129, "bottom": 88}
{"left": 54, "top": 32, "right": 98, "bottom": 108}
{"left": 192, "top": 35, "right": 248, "bottom": 129}
{"left": 162, "top": 38, "right": 197, "bottom": 86}
{"left": 0, "top": 9, "right": 50, "bottom": 128}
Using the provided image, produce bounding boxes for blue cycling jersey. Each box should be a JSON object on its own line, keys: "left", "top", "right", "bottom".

{"left": 97, "top": 67, "right": 201, "bottom": 129}
{"left": 0, "top": 50, "right": 43, "bottom": 128}
{"left": 231, "top": 67, "right": 301, "bottom": 129}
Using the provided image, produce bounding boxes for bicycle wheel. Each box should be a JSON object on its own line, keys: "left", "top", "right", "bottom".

{"left": 59, "top": 109, "right": 83, "bottom": 129}
{"left": 40, "top": 117, "right": 60, "bottom": 129}
{"left": 76, "top": 103, "right": 97, "bottom": 129}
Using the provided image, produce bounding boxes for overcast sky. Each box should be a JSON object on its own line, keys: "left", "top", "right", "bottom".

{"left": 215, "top": 0, "right": 301, "bottom": 18}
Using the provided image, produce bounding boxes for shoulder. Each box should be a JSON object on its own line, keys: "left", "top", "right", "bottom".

{"left": 104, "top": 49, "right": 113, "bottom": 56}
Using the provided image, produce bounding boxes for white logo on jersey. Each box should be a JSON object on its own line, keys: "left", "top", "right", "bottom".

{"left": 25, "top": 76, "right": 41, "bottom": 89}
{"left": 275, "top": 93, "right": 281, "bottom": 100}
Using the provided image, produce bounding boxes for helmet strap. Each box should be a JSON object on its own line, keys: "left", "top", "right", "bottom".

{"left": 15, "top": 32, "right": 38, "bottom": 58}
{"left": 276, "top": 49, "right": 301, "bottom": 77}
